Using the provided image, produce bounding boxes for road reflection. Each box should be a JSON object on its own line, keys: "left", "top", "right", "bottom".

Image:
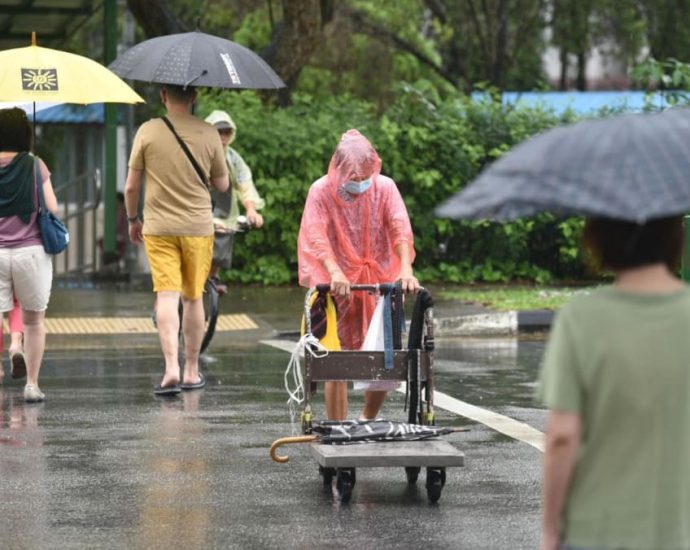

{"left": 137, "top": 390, "right": 212, "bottom": 549}
{"left": 0, "top": 390, "right": 48, "bottom": 545}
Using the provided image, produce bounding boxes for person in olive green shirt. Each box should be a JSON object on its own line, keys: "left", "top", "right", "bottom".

{"left": 538, "top": 215, "right": 690, "bottom": 550}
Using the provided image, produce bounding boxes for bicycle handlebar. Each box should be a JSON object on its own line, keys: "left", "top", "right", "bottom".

{"left": 235, "top": 215, "right": 254, "bottom": 232}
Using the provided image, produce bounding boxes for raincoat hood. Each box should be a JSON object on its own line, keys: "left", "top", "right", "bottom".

{"left": 204, "top": 110, "right": 237, "bottom": 145}
{"left": 326, "top": 129, "right": 381, "bottom": 198}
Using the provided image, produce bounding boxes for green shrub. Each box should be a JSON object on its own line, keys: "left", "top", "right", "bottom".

{"left": 200, "top": 85, "right": 586, "bottom": 284}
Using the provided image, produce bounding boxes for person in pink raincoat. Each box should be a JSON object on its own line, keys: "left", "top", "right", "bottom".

{"left": 298, "top": 129, "right": 419, "bottom": 421}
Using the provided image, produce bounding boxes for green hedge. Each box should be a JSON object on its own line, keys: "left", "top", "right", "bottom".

{"left": 201, "top": 85, "right": 585, "bottom": 285}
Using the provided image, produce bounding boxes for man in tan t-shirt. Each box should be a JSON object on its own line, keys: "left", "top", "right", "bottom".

{"left": 124, "top": 84, "right": 229, "bottom": 395}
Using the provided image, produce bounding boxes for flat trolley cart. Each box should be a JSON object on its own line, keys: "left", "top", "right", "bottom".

{"left": 272, "top": 283, "right": 465, "bottom": 503}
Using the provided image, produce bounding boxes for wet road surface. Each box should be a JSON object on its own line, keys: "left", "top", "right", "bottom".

{"left": 0, "top": 287, "right": 547, "bottom": 550}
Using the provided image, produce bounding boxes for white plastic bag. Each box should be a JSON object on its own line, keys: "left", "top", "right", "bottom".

{"left": 361, "top": 295, "right": 385, "bottom": 351}
{"left": 354, "top": 296, "right": 400, "bottom": 391}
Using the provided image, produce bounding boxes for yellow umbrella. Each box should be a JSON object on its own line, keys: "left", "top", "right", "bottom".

{"left": 0, "top": 33, "right": 143, "bottom": 104}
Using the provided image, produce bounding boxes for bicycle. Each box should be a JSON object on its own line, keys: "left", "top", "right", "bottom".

{"left": 189, "top": 215, "right": 254, "bottom": 354}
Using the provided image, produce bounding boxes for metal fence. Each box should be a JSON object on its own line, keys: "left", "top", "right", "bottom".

{"left": 52, "top": 168, "right": 102, "bottom": 275}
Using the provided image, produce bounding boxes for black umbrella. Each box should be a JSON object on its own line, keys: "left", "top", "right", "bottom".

{"left": 435, "top": 107, "right": 690, "bottom": 223}
{"left": 312, "top": 419, "right": 455, "bottom": 443}
{"left": 109, "top": 30, "right": 285, "bottom": 90}
{"left": 270, "top": 420, "right": 467, "bottom": 463}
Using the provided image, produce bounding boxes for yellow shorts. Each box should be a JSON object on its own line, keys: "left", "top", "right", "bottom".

{"left": 144, "top": 235, "right": 213, "bottom": 300}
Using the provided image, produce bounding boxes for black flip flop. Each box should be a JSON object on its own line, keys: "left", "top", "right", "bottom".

{"left": 180, "top": 373, "right": 206, "bottom": 391}
{"left": 153, "top": 383, "right": 181, "bottom": 395}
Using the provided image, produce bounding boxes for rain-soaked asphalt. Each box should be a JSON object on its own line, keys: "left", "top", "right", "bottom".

{"left": 0, "top": 285, "right": 547, "bottom": 550}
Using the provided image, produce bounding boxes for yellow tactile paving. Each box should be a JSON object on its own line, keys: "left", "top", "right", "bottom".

{"left": 39, "top": 314, "right": 258, "bottom": 335}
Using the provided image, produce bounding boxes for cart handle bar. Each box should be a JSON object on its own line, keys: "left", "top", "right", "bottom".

{"left": 313, "top": 283, "right": 426, "bottom": 294}
{"left": 314, "top": 283, "right": 378, "bottom": 293}
{"left": 270, "top": 435, "right": 318, "bottom": 463}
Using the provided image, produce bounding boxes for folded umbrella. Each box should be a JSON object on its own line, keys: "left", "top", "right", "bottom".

{"left": 313, "top": 419, "right": 456, "bottom": 443}
{"left": 109, "top": 30, "right": 285, "bottom": 90}
{"left": 435, "top": 107, "right": 690, "bottom": 223}
{"left": 270, "top": 420, "right": 467, "bottom": 463}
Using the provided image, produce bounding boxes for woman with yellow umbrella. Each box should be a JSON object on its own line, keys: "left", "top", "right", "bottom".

{"left": 0, "top": 34, "right": 142, "bottom": 401}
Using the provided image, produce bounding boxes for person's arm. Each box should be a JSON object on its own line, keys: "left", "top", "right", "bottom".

{"left": 37, "top": 160, "right": 58, "bottom": 214}
{"left": 41, "top": 177, "right": 59, "bottom": 214}
{"left": 210, "top": 134, "right": 230, "bottom": 193}
{"left": 323, "top": 258, "right": 350, "bottom": 296}
{"left": 211, "top": 174, "right": 229, "bottom": 193}
{"left": 382, "top": 178, "right": 418, "bottom": 293}
{"left": 242, "top": 199, "right": 263, "bottom": 227}
{"left": 124, "top": 168, "right": 144, "bottom": 245}
{"left": 394, "top": 242, "right": 419, "bottom": 293}
{"left": 233, "top": 153, "right": 264, "bottom": 227}
{"left": 540, "top": 410, "right": 581, "bottom": 550}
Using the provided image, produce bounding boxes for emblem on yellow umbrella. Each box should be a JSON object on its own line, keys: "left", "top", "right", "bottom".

{"left": 21, "top": 68, "right": 58, "bottom": 92}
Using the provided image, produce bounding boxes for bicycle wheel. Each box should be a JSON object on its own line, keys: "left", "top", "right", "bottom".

{"left": 199, "top": 278, "right": 220, "bottom": 354}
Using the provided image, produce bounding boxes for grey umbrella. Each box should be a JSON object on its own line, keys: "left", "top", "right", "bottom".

{"left": 109, "top": 30, "right": 285, "bottom": 90}
{"left": 435, "top": 107, "right": 690, "bottom": 223}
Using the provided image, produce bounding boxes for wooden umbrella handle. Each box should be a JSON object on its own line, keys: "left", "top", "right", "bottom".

{"left": 269, "top": 435, "right": 318, "bottom": 463}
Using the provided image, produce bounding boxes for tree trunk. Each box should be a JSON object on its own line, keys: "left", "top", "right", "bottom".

{"left": 262, "top": 0, "right": 334, "bottom": 106}
{"left": 125, "top": 0, "right": 186, "bottom": 37}
{"left": 559, "top": 47, "right": 568, "bottom": 90}
{"left": 576, "top": 49, "right": 587, "bottom": 90}
{"left": 492, "top": 0, "right": 509, "bottom": 88}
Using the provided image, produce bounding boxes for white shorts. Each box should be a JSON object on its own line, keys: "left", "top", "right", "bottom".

{"left": 0, "top": 245, "right": 53, "bottom": 312}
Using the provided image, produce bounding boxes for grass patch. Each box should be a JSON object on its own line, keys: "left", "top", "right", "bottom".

{"left": 437, "top": 286, "right": 597, "bottom": 311}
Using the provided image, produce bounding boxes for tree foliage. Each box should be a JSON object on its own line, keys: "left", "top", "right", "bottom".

{"left": 198, "top": 85, "right": 585, "bottom": 285}
{"left": 121, "top": 0, "right": 690, "bottom": 101}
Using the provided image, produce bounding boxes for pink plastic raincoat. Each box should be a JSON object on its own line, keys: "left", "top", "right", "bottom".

{"left": 297, "top": 130, "right": 415, "bottom": 350}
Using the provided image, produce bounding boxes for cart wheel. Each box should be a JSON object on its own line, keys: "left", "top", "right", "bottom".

{"left": 336, "top": 468, "right": 355, "bottom": 503}
{"left": 426, "top": 468, "right": 446, "bottom": 503}
{"left": 405, "top": 466, "right": 420, "bottom": 484}
{"left": 319, "top": 466, "right": 336, "bottom": 486}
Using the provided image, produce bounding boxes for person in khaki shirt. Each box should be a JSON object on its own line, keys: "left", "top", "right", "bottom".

{"left": 124, "top": 85, "right": 229, "bottom": 395}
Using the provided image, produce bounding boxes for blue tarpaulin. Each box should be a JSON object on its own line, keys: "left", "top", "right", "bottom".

{"left": 476, "top": 91, "right": 674, "bottom": 116}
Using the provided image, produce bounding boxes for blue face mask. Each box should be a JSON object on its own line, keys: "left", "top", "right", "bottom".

{"left": 343, "top": 177, "right": 373, "bottom": 194}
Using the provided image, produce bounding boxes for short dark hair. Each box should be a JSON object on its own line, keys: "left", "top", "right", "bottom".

{"left": 0, "top": 108, "right": 32, "bottom": 152}
{"left": 162, "top": 84, "right": 196, "bottom": 103}
{"left": 582, "top": 215, "right": 683, "bottom": 272}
